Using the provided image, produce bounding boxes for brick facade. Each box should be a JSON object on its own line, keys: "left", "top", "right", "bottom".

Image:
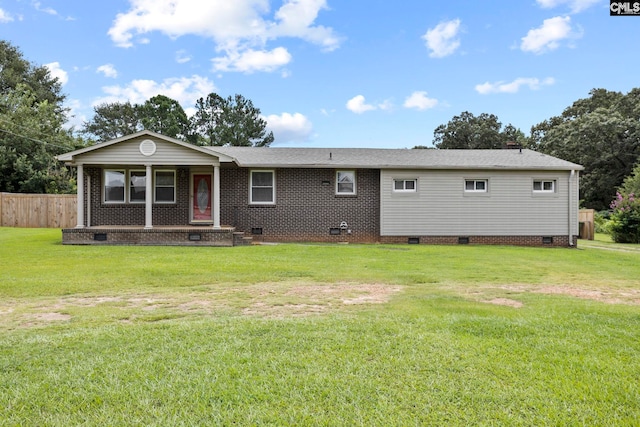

{"left": 220, "top": 167, "right": 381, "bottom": 243}
{"left": 62, "top": 227, "right": 236, "bottom": 246}
{"left": 86, "top": 167, "right": 189, "bottom": 226}
{"left": 379, "top": 235, "right": 577, "bottom": 247}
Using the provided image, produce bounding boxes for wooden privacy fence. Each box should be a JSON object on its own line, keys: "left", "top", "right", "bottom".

{"left": 578, "top": 209, "right": 595, "bottom": 241}
{"left": 0, "top": 193, "right": 76, "bottom": 228}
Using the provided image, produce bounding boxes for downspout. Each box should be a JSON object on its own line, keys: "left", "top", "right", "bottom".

{"left": 568, "top": 169, "right": 575, "bottom": 247}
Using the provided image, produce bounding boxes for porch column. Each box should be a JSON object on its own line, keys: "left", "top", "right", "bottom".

{"left": 75, "top": 164, "right": 84, "bottom": 228}
{"left": 145, "top": 164, "right": 153, "bottom": 229}
{"left": 213, "top": 165, "right": 221, "bottom": 229}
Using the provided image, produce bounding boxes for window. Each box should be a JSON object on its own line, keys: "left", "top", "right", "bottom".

{"left": 465, "top": 179, "right": 488, "bottom": 192}
{"left": 250, "top": 170, "right": 275, "bottom": 204}
{"left": 104, "top": 170, "right": 125, "bottom": 203}
{"left": 336, "top": 170, "right": 356, "bottom": 195}
{"left": 393, "top": 179, "right": 417, "bottom": 192}
{"left": 533, "top": 180, "right": 555, "bottom": 193}
{"left": 129, "top": 170, "right": 146, "bottom": 203}
{"left": 155, "top": 170, "right": 175, "bottom": 203}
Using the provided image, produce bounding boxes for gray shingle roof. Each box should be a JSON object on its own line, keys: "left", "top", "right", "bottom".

{"left": 209, "top": 147, "right": 583, "bottom": 171}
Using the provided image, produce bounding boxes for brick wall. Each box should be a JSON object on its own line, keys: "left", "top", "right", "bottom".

{"left": 62, "top": 227, "right": 235, "bottom": 246}
{"left": 87, "top": 167, "right": 190, "bottom": 226}
{"left": 220, "top": 167, "right": 381, "bottom": 243}
{"left": 379, "top": 235, "right": 578, "bottom": 247}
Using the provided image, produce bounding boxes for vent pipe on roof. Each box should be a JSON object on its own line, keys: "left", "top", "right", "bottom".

{"left": 504, "top": 141, "right": 522, "bottom": 153}
{"left": 329, "top": 152, "right": 332, "bottom": 160}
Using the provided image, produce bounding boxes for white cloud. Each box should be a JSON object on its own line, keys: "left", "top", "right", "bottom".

{"left": 536, "top": 0, "right": 599, "bottom": 13}
{"left": 107, "top": 0, "right": 340, "bottom": 73}
{"left": 34, "top": 1, "right": 57, "bottom": 15}
{"left": 403, "top": 91, "right": 438, "bottom": 110}
{"left": 93, "top": 75, "right": 216, "bottom": 109}
{"left": 97, "top": 64, "right": 118, "bottom": 78}
{"left": 346, "top": 95, "right": 376, "bottom": 114}
{"left": 212, "top": 47, "right": 292, "bottom": 73}
{"left": 264, "top": 112, "right": 313, "bottom": 143}
{"left": 0, "top": 8, "right": 14, "bottom": 22}
{"left": 521, "top": 16, "right": 580, "bottom": 54}
{"left": 422, "top": 19, "right": 461, "bottom": 58}
{"left": 175, "top": 49, "right": 191, "bottom": 64}
{"left": 270, "top": 0, "right": 340, "bottom": 51}
{"left": 475, "top": 77, "right": 555, "bottom": 94}
{"left": 62, "top": 99, "right": 87, "bottom": 130}
{"left": 44, "top": 62, "right": 68, "bottom": 85}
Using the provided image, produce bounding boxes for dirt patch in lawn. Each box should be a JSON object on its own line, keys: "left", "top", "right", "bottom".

{"left": 20, "top": 312, "right": 71, "bottom": 327}
{"left": 242, "top": 283, "right": 402, "bottom": 317}
{"left": 2, "top": 282, "right": 403, "bottom": 328}
{"left": 483, "top": 298, "right": 524, "bottom": 308}
{"left": 532, "top": 286, "right": 640, "bottom": 305}
{"left": 498, "top": 285, "right": 640, "bottom": 305}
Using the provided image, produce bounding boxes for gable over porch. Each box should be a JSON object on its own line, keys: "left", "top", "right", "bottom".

{"left": 57, "top": 131, "right": 240, "bottom": 245}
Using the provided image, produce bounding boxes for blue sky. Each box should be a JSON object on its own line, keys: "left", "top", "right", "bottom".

{"left": 1, "top": 0, "right": 637, "bottom": 148}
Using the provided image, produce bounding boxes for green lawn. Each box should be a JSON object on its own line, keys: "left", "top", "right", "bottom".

{"left": 1, "top": 228, "right": 639, "bottom": 425}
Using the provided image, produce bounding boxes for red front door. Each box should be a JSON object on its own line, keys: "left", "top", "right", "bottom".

{"left": 192, "top": 174, "right": 212, "bottom": 222}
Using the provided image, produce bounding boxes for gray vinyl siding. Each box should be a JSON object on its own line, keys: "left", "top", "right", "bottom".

{"left": 75, "top": 136, "right": 219, "bottom": 166}
{"left": 380, "top": 169, "right": 576, "bottom": 236}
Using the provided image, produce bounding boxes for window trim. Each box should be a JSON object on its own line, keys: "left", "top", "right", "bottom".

{"left": 249, "top": 169, "right": 276, "bottom": 205}
{"left": 103, "top": 169, "right": 126, "bottom": 204}
{"left": 393, "top": 178, "right": 417, "bottom": 192}
{"left": 464, "top": 179, "right": 488, "bottom": 193}
{"left": 533, "top": 179, "right": 556, "bottom": 193}
{"left": 336, "top": 170, "right": 356, "bottom": 195}
{"left": 154, "top": 170, "right": 176, "bottom": 204}
{"left": 128, "top": 169, "right": 147, "bottom": 204}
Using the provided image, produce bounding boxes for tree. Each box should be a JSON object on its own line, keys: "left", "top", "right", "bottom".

{"left": 620, "top": 162, "right": 640, "bottom": 196}
{"left": 81, "top": 101, "right": 142, "bottom": 141}
{"left": 0, "top": 40, "right": 79, "bottom": 194}
{"left": 189, "top": 93, "right": 273, "bottom": 146}
{"left": 0, "top": 41, "right": 65, "bottom": 109}
{"left": 0, "top": 85, "right": 78, "bottom": 193}
{"left": 433, "top": 111, "right": 526, "bottom": 149}
{"left": 531, "top": 88, "right": 640, "bottom": 210}
{"left": 140, "top": 95, "right": 189, "bottom": 140}
{"left": 188, "top": 93, "right": 226, "bottom": 146}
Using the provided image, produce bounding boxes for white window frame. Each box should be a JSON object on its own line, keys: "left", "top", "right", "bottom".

{"left": 154, "top": 170, "right": 176, "bottom": 204}
{"left": 465, "top": 179, "right": 488, "bottom": 193}
{"left": 250, "top": 170, "right": 275, "bottom": 205}
{"left": 533, "top": 179, "right": 556, "bottom": 193}
{"left": 393, "top": 179, "right": 417, "bottom": 192}
{"left": 336, "top": 170, "right": 356, "bottom": 195}
{"left": 104, "top": 169, "right": 126, "bottom": 204}
{"left": 129, "top": 169, "right": 146, "bottom": 204}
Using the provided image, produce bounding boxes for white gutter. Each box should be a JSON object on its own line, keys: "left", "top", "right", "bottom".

{"left": 569, "top": 170, "right": 576, "bottom": 246}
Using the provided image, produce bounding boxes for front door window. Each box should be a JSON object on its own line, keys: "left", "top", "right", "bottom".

{"left": 192, "top": 174, "right": 212, "bottom": 221}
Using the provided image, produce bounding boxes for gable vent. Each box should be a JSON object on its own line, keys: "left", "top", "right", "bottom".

{"left": 139, "top": 139, "right": 157, "bottom": 156}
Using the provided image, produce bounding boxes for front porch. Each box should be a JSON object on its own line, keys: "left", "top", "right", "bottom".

{"left": 62, "top": 225, "right": 251, "bottom": 246}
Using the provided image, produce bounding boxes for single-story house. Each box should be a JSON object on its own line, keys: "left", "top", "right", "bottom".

{"left": 57, "top": 130, "right": 584, "bottom": 247}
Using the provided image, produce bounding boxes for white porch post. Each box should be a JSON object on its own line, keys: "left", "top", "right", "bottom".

{"left": 213, "top": 165, "right": 221, "bottom": 229}
{"left": 75, "top": 164, "right": 84, "bottom": 228}
{"left": 145, "top": 164, "right": 153, "bottom": 229}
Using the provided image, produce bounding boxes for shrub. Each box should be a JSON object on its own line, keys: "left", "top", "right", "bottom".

{"left": 594, "top": 210, "right": 611, "bottom": 234}
{"left": 608, "top": 192, "right": 640, "bottom": 243}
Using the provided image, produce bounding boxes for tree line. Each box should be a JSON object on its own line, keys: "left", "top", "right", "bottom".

{"left": 82, "top": 93, "right": 273, "bottom": 147}
{"left": 1, "top": 39, "right": 640, "bottom": 223}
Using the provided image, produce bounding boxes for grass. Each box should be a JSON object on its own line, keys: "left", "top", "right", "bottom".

{"left": 1, "top": 227, "right": 640, "bottom": 425}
